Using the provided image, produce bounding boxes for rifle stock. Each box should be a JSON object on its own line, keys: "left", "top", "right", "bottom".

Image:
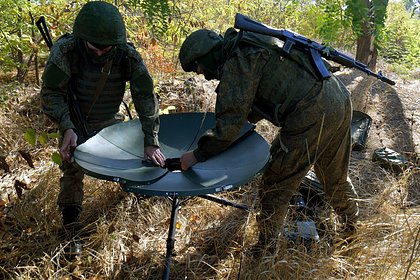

{"left": 36, "top": 16, "right": 90, "bottom": 138}
{"left": 36, "top": 16, "right": 53, "bottom": 50}
{"left": 234, "top": 13, "right": 395, "bottom": 85}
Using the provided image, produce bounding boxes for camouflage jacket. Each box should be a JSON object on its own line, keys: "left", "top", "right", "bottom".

{"left": 41, "top": 34, "right": 160, "bottom": 147}
{"left": 193, "top": 28, "right": 348, "bottom": 161}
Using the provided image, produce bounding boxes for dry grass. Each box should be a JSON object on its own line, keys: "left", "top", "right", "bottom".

{"left": 0, "top": 74, "right": 419, "bottom": 280}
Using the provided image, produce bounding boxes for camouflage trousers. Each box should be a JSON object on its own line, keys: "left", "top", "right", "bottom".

{"left": 257, "top": 80, "right": 359, "bottom": 245}
{"left": 57, "top": 117, "right": 122, "bottom": 211}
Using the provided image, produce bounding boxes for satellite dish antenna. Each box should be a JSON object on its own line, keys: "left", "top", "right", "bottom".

{"left": 74, "top": 112, "right": 270, "bottom": 196}
{"left": 73, "top": 112, "right": 270, "bottom": 279}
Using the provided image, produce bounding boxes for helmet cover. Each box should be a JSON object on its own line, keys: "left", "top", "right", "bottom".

{"left": 73, "top": 1, "right": 126, "bottom": 46}
{"left": 179, "top": 29, "right": 223, "bottom": 72}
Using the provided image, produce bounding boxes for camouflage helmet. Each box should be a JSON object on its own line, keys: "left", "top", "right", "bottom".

{"left": 73, "top": 2, "right": 126, "bottom": 46}
{"left": 179, "top": 29, "right": 223, "bottom": 72}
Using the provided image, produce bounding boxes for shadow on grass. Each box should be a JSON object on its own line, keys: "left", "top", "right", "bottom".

{"left": 337, "top": 70, "right": 419, "bottom": 205}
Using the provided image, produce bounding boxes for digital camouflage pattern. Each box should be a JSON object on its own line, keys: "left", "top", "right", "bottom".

{"left": 41, "top": 2, "right": 160, "bottom": 210}
{"left": 41, "top": 34, "right": 159, "bottom": 147}
{"left": 183, "top": 28, "right": 359, "bottom": 245}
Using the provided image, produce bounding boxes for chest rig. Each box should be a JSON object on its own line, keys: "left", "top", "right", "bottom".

{"left": 69, "top": 39, "right": 132, "bottom": 123}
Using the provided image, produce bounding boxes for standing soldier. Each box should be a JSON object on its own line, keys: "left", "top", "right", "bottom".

{"left": 178, "top": 28, "right": 359, "bottom": 253}
{"left": 41, "top": 2, "right": 165, "bottom": 229}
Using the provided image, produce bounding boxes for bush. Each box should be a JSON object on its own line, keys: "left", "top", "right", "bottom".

{"left": 381, "top": 2, "right": 420, "bottom": 77}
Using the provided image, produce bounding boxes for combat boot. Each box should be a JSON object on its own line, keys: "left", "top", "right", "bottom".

{"left": 61, "top": 206, "right": 81, "bottom": 227}
{"left": 60, "top": 206, "right": 83, "bottom": 260}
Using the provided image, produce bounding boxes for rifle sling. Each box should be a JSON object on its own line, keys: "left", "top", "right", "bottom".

{"left": 86, "top": 59, "right": 113, "bottom": 120}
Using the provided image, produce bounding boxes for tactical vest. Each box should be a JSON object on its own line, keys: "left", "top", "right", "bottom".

{"left": 69, "top": 37, "right": 131, "bottom": 123}
{"left": 54, "top": 34, "right": 138, "bottom": 129}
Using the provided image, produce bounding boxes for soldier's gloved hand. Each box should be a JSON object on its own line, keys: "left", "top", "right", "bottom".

{"left": 144, "top": 146, "right": 166, "bottom": 167}
{"left": 60, "top": 129, "right": 78, "bottom": 162}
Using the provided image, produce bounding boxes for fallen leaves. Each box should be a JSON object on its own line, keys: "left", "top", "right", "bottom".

{"left": 18, "top": 150, "right": 34, "bottom": 168}
{"left": 0, "top": 155, "right": 10, "bottom": 172}
{"left": 14, "top": 179, "right": 31, "bottom": 199}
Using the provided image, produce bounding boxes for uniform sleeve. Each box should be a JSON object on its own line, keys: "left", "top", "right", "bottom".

{"left": 129, "top": 57, "right": 160, "bottom": 147}
{"left": 193, "top": 51, "right": 267, "bottom": 162}
{"left": 40, "top": 43, "right": 75, "bottom": 135}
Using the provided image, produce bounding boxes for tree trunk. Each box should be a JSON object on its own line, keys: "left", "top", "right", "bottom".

{"left": 356, "top": 29, "right": 377, "bottom": 71}
{"left": 355, "top": 0, "right": 378, "bottom": 71}
{"left": 356, "top": 30, "right": 377, "bottom": 70}
{"left": 349, "top": 0, "right": 377, "bottom": 113}
{"left": 29, "top": 8, "right": 40, "bottom": 86}
{"left": 17, "top": 9, "right": 26, "bottom": 83}
{"left": 17, "top": 38, "right": 25, "bottom": 83}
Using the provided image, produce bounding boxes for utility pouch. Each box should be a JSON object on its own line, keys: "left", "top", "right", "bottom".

{"left": 351, "top": 111, "right": 372, "bottom": 151}
{"left": 372, "top": 147, "right": 409, "bottom": 175}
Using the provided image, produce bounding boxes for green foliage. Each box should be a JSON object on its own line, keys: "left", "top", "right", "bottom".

{"left": 0, "top": 0, "right": 81, "bottom": 81}
{"left": 316, "top": 0, "right": 355, "bottom": 47}
{"left": 373, "top": 0, "right": 389, "bottom": 30}
{"left": 51, "top": 151, "right": 62, "bottom": 166}
{"left": 344, "top": 0, "right": 389, "bottom": 42}
{"left": 23, "top": 128, "right": 36, "bottom": 147}
{"left": 24, "top": 127, "right": 62, "bottom": 165}
{"left": 345, "top": 0, "right": 370, "bottom": 36}
{"left": 24, "top": 128, "right": 60, "bottom": 148}
{"left": 0, "top": 0, "right": 34, "bottom": 78}
{"left": 381, "top": 2, "right": 420, "bottom": 75}
{"left": 0, "top": 0, "right": 418, "bottom": 79}
{"left": 125, "top": 0, "right": 171, "bottom": 37}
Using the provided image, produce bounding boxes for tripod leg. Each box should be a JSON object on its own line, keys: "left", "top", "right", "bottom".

{"left": 199, "top": 194, "right": 249, "bottom": 211}
{"left": 163, "top": 196, "right": 180, "bottom": 280}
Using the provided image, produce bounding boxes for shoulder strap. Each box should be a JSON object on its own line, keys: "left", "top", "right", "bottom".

{"left": 85, "top": 59, "right": 113, "bottom": 120}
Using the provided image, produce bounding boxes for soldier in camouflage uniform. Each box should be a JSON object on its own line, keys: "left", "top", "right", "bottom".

{"left": 41, "top": 2, "right": 165, "bottom": 227}
{"left": 178, "top": 28, "right": 359, "bottom": 250}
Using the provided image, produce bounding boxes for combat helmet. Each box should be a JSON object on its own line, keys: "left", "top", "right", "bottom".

{"left": 73, "top": 2, "right": 126, "bottom": 46}
{"left": 179, "top": 29, "right": 223, "bottom": 72}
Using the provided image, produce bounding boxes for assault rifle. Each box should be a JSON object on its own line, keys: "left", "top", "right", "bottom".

{"left": 234, "top": 13, "right": 395, "bottom": 86}
{"left": 36, "top": 16, "right": 90, "bottom": 138}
